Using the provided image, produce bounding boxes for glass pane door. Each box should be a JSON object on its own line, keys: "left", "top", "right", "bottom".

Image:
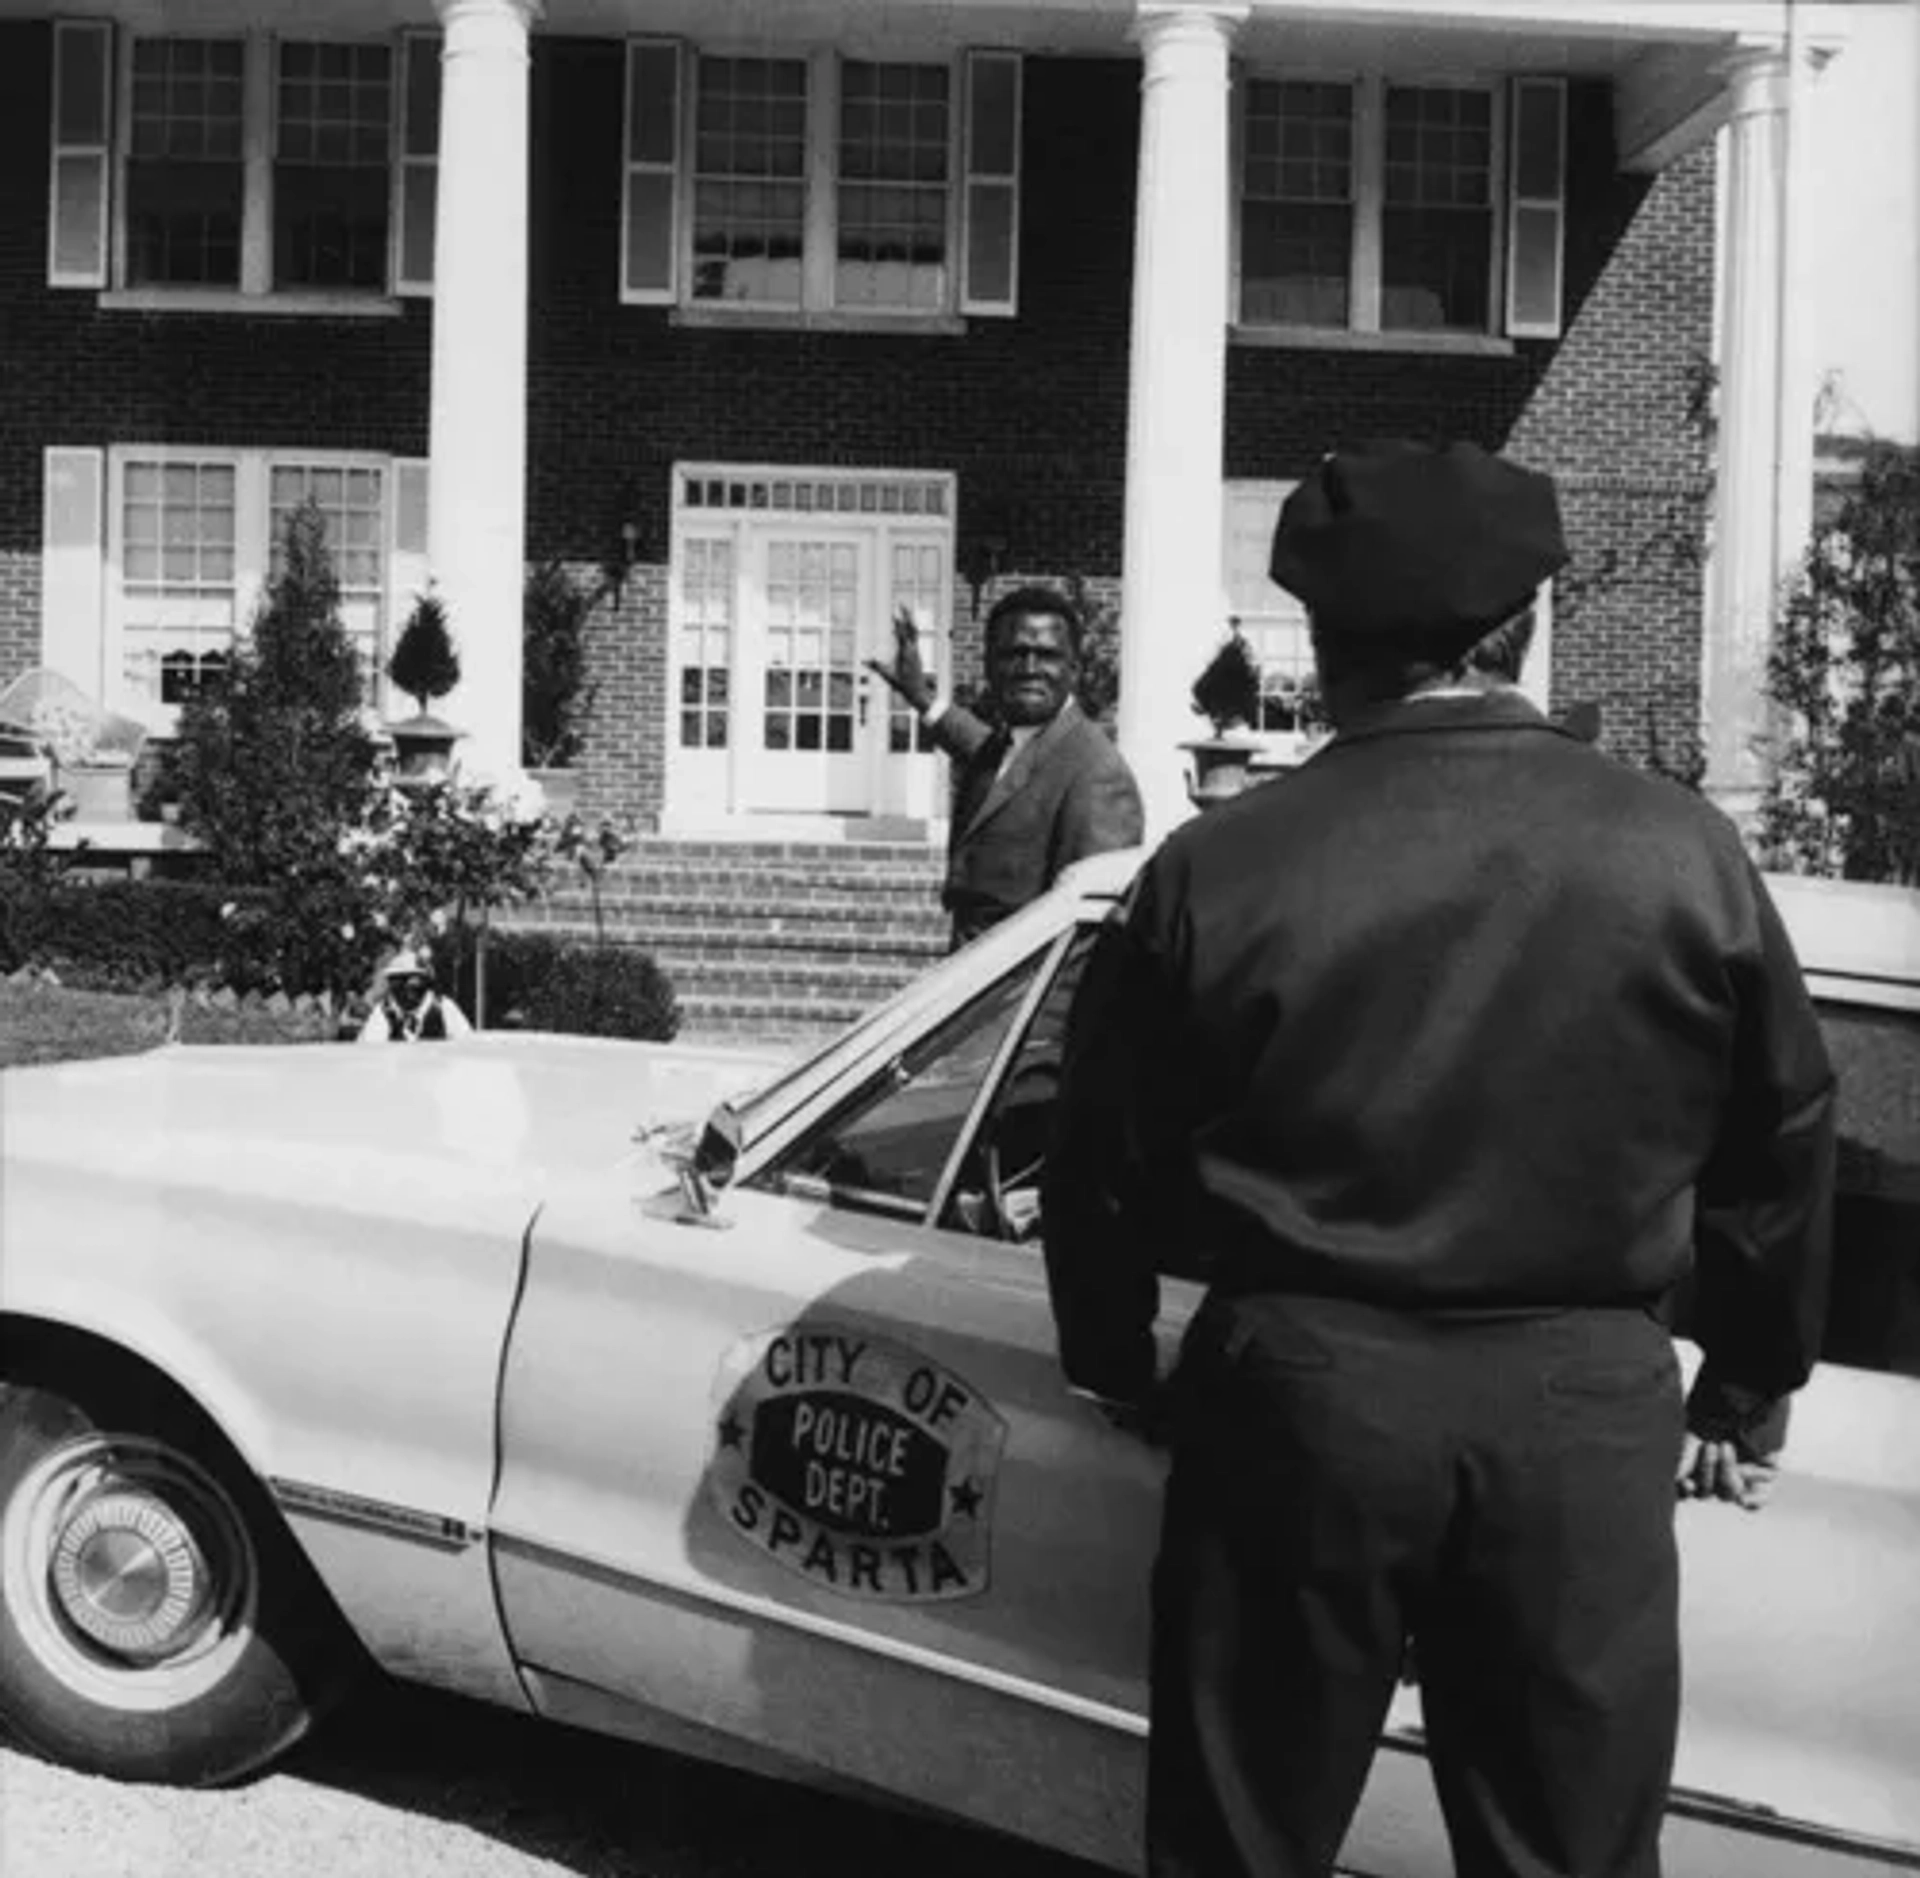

{"left": 742, "top": 530, "right": 873, "bottom": 813}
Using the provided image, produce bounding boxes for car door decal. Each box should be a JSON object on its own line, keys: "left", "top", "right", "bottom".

{"left": 709, "top": 1323, "right": 1007, "bottom": 1602}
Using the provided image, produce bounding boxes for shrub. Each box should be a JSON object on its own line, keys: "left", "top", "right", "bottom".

{"left": 172, "top": 501, "right": 380, "bottom": 894}
{"left": 1761, "top": 442, "right": 1920, "bottom": 884}
{"left": 387, "top": 591, "right": 461, "bottom": 717}
{"left": 1190, "top": 631, "right": 1263, "bottom": 735}
{"left": 518, "top": 942, "right": 680, "bottom": 1041}
{"left": 523, "top": 560, "right": 598, "bottom": 769}
{"left": 440, "top": 926, "right": 568, "bottom": 1028}
{"left": 0, "top": 879, "right": 275, "bottom": 990}
{"left": 1061, "top": 574, "right": 1121, "bottom": 728}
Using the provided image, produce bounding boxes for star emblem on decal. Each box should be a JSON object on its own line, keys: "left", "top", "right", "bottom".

{"left": 948, "top": 1476, "right": 983, "bottom": 1519}
{"left": 717, "top": 1413, "right": 745, "bottom": 1451}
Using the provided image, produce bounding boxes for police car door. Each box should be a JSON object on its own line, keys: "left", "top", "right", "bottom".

{"left": 490, "top": 920, "right": 1183, "bottom": 1872}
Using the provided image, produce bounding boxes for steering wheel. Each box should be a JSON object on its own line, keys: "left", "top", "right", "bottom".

{"left": 982, "top": 1062, "right": 1058, "bottom": 1241}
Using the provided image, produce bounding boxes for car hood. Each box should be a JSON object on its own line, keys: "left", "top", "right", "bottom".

{"left": 2, "top": 1031, "right": 799, "bottom": 1191}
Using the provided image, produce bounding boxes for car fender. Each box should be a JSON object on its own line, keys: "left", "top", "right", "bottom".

{"left": 0, "top": 1097, "right": 540, "bottom": 1713}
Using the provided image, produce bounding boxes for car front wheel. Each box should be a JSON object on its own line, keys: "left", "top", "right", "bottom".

{"left": 0, "top": 1375, "right": 355, "bottom": 1784}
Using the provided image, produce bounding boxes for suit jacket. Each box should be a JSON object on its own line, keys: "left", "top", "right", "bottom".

{"left": 1043, "top": 689, "right": 1836, "bottom": 1448}
{"left": 931, "top": 697, "right": 1142, "bottom": 939}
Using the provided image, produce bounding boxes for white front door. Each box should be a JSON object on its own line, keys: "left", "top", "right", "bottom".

{"left": 739, "top": 528, "right": 875, "bottom": 814}
{"left": 666, "top": 466, "right": 957, "bottom": 829}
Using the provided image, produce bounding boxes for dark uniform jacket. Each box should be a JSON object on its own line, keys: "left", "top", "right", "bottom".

{"left": 932, "top": 697, "right": 1143, "bottom": 940}
{"left": 1044, "top": 689, "right": 1836, "bottom": 1447}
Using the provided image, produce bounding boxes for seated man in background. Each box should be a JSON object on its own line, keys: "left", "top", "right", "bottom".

{"left": 358, "top": 945, "right": 473, "bottom": 1043}
{"left": 868, "top": 588, "right": 1143, "bottom": 949}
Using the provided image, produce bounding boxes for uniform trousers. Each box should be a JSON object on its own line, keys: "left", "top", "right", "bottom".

{"left": 1147, "top": 1292, "right": 1685, "bottom": 1878}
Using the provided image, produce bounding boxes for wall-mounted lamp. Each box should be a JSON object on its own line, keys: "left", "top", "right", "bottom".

{"left": 959, "top": 510, "right": 1015, "bottom": 617}
{"left": 605, "top": 515, "right": 643, "bottom": 604}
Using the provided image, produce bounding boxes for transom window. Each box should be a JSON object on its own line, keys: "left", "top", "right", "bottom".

{"left": 624, "top": 43, "right": 1020, "bottom": 321}
{"left": 1236, "top": 74, "right": 1566, "bottom": 342}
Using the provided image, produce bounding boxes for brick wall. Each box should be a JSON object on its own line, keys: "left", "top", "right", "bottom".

{"left": 0, "top": 25, "right": 1714, "bottom": 802}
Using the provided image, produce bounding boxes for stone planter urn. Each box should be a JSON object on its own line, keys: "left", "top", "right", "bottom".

{"left": 1182, "top": 732, "right": 1264, "bottom": 810}
{"left": 385, "top": 712, "right": 465, "bottom": 783}
{"left": 526, "top": 765, "right": 581, "bottom": 820}
{"left": 54, "top": 759, "right": 134, "bottom": 821}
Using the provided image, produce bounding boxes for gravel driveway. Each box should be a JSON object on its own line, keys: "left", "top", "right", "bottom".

{"left": 0, "top": 1680, "right": 1106, "bottom": 1878}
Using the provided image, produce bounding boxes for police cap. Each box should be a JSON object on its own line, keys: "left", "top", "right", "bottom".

{"left": 1269, "top": 440, "right": 1568, "bottom": 646}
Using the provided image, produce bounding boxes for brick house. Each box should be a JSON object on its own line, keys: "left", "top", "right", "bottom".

{"left": 0, "top": 0, "right": 1845, "bottom": 1031}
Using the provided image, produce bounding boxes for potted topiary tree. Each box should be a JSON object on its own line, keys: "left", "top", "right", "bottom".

{"left": 385, "top": 590, "right": 464, "bottom": 781}
{"left": 522, "top": 560, "right": 598, "bottom": 818}
{"left": 1183, "top": 627, "right": 1266, "bottom": 808}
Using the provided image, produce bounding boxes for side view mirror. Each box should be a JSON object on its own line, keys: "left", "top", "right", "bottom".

{"left": 659, "top": 1102, "right": 744, "bottom": 1227}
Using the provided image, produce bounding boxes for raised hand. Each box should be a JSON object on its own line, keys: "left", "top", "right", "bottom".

{"left": 864, "top": 603, "right": 934, "bottom": 714}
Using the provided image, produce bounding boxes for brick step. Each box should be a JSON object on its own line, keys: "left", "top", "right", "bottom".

{"left": 581, "top": 872, "right": 944, "bottom": 909}
{"left": 546, "top": 890, "right": 945, "bottom": 928}
{"left": 657, "top": 955, "right": 920, "bottom": 1002}
{"left": 674, "top": 992, "right": 880, "bottom": 1048}
{"left": 504, "top": 909, "right": 946, "bottom": 955}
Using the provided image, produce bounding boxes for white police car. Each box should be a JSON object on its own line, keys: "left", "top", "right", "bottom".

{"left": 2, "top": 851, "right": 1915, "bottom": 1876}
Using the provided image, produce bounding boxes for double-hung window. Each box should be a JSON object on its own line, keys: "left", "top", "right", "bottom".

{"left": 102, "top": 449, "right": 426, "bottom": 728}
{"left": 48, "top": 20, "right": 441, "bottom": 301}
{"left": 1236, "top": 73, "right": 1566, "bottom": 342}
{"left": 625, "top": 42, "right": 1022, "bottom": 320}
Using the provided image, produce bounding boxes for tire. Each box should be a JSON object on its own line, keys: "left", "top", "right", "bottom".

{"left": 0, "top": 1373, "right": 358, "bottom": 1785}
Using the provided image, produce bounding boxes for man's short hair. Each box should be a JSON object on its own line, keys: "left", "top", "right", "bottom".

{"left": 1312, "top": 597, "right": 1537, "bottom": 700}
{"left": 984, "top": 584, "right": 1084, "bottom": 657}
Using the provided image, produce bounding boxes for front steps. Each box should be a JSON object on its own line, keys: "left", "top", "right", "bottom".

{"left": 505, "top": 837, "right": 950, "bottom": 1045}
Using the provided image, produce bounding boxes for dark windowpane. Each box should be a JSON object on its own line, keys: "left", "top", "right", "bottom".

{"left": 127, "top": 157, "right": 243, "bottom": 286}
{"left": 1381, "top": 205, "right": 1491, "bottom": 332}
{"left": 826, "top": 715, "right": 853, "bottom": 752}
{"left": 1240, "top": 201, "right": 1351, "bottom": 327}
{"left": 795, "top": 714, "right": 822, "bottom": 751}
{"left": 274, "top": 163, "right": 390, "bottom": 289}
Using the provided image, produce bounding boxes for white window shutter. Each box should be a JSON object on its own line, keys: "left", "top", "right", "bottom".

{"left": 1506, "top": 78, "right": 1566, "bottom": 339}
{"left": 390, "top": 458, "right": 431, "bottom": 621}
{"left": 48, "top": 20, "right": 112, "bottom": 289}
{"left": 623, "top": 39, "right": 682, "bottom": 304}
{"left": 961, "top": 51, "right": 1021, "bottom": 317}
{"left": 42, "top": 448, "right": 106, "bottom": 698}
{"left": 393, "top": 32, "right": 441, "bottom": 295}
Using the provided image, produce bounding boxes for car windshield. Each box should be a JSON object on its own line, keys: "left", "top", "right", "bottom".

{"left": 724, "top": 878, "right": 1126, "bottom": 1145}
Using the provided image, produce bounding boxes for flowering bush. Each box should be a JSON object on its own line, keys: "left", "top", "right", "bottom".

{"left": 342, "top": 778, "right": 557, "bottom": 954}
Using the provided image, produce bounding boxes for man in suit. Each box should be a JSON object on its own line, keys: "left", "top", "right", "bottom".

{"left": 1043, "top": 441, "right": 1837, "bottom": 1878}
{"left": 868, "top": 585, "right": 1142, "bottom": 948}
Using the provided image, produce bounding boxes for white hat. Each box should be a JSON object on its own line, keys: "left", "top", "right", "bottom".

{"left": 379, "top": 945, "right": 430, "bottom": 983}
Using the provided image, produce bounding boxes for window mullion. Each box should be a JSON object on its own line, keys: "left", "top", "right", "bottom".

{"left": 241, "top": 31, "right": 273, "bottom": 295}
{"left": 807, "top": 48, "right": 837, "bottom": 311}
{"left": 1351, "top": 74, "right": 1381, "bottom": 333}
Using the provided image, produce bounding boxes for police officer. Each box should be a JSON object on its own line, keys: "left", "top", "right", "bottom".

{"left": 1042, "top": 440, "right": 1836, "bottom": 1878}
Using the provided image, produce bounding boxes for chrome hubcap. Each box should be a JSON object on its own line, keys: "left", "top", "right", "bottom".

{"left": 3, "top": 1433, "right": 259, "bottom": 1705}
{"left": 52, "top": 1490, "right": 213, "bottom": 1659}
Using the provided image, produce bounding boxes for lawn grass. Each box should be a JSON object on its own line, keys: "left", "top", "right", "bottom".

{"left": 0, "top": 982, "right": 336, "bottom": 1068}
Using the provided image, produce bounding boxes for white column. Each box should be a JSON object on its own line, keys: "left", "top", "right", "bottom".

{"left": 429, "top": 0, "right": 538, "bottom": 785}
{"left": 1703, "top": 41, "right": 1818, "bottom": 819}
{"left": 1116, "top": 2, "right": 1246, "bottom": 844}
